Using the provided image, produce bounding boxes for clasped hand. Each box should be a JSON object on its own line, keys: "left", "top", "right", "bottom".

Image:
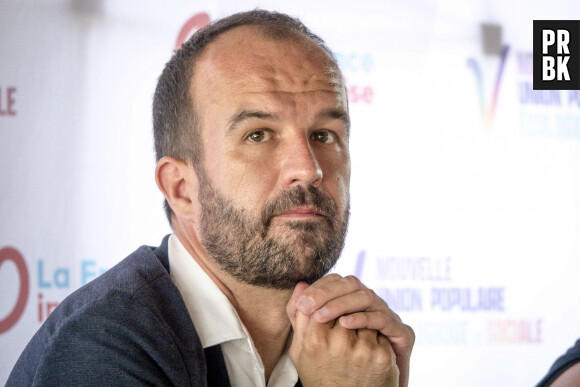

{"left": 286, "top": 274, "right": 415, "bottom": 387}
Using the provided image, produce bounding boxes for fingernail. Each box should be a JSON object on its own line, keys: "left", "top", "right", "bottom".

{"left": 314, "top": 307, "right": 329, "bottom": 321}
{"left": 341, "top": 315, "right": 353, "bottom": 324}
{"left": 297, "top": 296, "right": 314, "bottom": 311}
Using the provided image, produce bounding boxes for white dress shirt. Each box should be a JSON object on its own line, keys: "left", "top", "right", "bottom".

{"left": 168, "top": 235, "right": 299, "bottom": 387}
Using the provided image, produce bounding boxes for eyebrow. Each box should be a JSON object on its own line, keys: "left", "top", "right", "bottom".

{"left": 226, "top": 110, "right": 280, "bottom": 135}
{"left": 225, "top": 107, "right": 351, "bottom": 135}
{"left": 317, "top": 107, "right": 350, "bottom": 134}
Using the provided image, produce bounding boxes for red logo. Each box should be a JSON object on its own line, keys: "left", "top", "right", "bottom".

{"left": 0, "top": 86, "right": 17, "bottom": 116}
{"left": 175, "top": 12, "right": 211, "bottom": 51}
{"left": 0, "top": 247, "right": 29, "bottom": 333}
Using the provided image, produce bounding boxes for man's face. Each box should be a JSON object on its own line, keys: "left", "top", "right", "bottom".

{"left": 189, "top": 26, "right": 351, "bottom": 289}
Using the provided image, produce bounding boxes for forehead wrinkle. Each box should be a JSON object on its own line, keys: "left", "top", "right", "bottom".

{"left": 196, "top": 28, "right": 344, "bottom": 93}
{"left": 240, "top": 65, "right": 345, "bottom": 96}
{"left": 192, "top": 26, "right": 348, "bottom": 130}
{"left": 229, "top": 92, "right": 350, "bottom": 135}
{"left": 228, "top": 67, "right": 341, "bottom": 94}
{"left": 244, "top": 88, "right": 341, "bottom": 95}
{"left": 208, "top": 36, "right": 342, "bottom": 89}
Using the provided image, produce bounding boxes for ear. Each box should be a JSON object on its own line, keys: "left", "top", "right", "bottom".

{"left": 155, "top": 156, "right": 199, "bottom": 221}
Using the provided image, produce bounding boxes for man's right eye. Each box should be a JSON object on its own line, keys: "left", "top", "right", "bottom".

{"left": 247, "top": 130, "right": 271, "bottom": 143}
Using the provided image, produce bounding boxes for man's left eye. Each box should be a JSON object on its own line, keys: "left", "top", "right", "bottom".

{"left": 247, "top": 130, "right": 272, "bottom": 143}
{"left": 311, "top": 131, "right": 335, "bottom": 144}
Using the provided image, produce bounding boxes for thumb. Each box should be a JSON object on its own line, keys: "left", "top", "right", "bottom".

{"left": 287, "top": 281, "right": 309, "bottom": 328}
{"left": 289, "top": 310, "right": 310, "bottom": 364}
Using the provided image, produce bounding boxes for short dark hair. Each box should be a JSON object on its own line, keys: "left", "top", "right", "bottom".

{"left": 152, "top": 9, "right": 339, "bottom": 224}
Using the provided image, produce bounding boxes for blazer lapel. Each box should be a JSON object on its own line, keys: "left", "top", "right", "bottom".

{"left": 204, "top": 344, "right": 231, "bottom": 387}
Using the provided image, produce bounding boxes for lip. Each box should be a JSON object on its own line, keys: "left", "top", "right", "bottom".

{"left": 275, "top": 206, "right": 325, "bottom": 218}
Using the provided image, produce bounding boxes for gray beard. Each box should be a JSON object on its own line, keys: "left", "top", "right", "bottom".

{"left": 196, "top": 169, "right": 349, "bottom": 289}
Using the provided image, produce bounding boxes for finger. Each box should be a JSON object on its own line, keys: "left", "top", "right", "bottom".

{"left": 338, "top": 311, "right": 414, "bottom": 356}
{"left": 346, "top": 313, "right": 412, "bottom": 387}
{"left": 326, "top": 291, "right": 401, "bottom": 325}
{"left": 289, "top": 310, "right": 311, "bottom": 362}
{"left": 287, "top": 281, "right": 310, "bottom": 326}
{"left": 378, "top": 333, "right": 408, "bottom": 387}
{"left": 326, "top": 318, "right": 356, "bottom": 347}
{"left": 312, "top": 288, "right": 377, "bottom": 323}
{"left": 297, "top": 314, "right": 336, "bottom": 356}
{"left": 296, "top": 274, "right": 363, "bottom": 315}
{"left": 377, "top": 334, "right": 398, "bottom": 369}
{"left": 377, "top": 333, "right": 395, "bottom": 355}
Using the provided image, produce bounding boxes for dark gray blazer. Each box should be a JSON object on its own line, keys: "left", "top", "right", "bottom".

{"left": 536, "top": 338, "right": 580, "bottom": 387}
{"left": 7, "top": 236, "right": 232, "bottom": 386}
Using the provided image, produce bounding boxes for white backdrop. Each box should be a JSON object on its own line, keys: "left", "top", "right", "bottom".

{"left": 1, "top": 1, "right": 579, "bottom": 385}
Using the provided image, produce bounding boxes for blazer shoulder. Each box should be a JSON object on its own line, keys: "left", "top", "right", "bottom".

{"left": 8, "top": 237, "right": 208, "bottom": 386}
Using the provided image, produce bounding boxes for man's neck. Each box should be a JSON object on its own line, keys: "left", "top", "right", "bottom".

{"left": 174, "top": 225, "right": 293, "bottom": 381}
{"left": 225, "top": 279, "right": 293, "bottom": 381}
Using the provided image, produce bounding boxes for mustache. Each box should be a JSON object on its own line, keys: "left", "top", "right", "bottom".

{"left": 260, "top": 185, "right": 337, "bottom": 228}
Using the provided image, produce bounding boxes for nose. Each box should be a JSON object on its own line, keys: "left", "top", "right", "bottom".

{"left": 279, "top": 136, "right": 323, "bottom": 188}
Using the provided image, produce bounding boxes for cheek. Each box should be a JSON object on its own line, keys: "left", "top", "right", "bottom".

{"left": 320, "top": 153, "right": 351, "bottom": 205}
{"left": 213, "top": 150, "right": 279, "bottom": 207}
{"left": 335, "top": 174, "right": 351, "bottom": 212}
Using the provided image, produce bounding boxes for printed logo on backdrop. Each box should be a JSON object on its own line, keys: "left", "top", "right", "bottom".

{"left": 0, "top": 247, "right": 29, "bottom": 333}
{"left": 175, "top": 12, "right": 211, "bottom": 50}
{"left": 0, "top": 86, "right": 17, "bottom": 117}
{"left": 533, "top": 20, "right": 580, "bottom": 90}
{"left": 516, "top": 32, "right": 580, "bottom": 139}
{"left": 335, "top": 53, "right": 375, "bottom": 104}
{"left": 467, "top": 22, "right": 580, "bottom": 139}
{"left": 355, "top": 250, "right": 542, "bottom": 346}
{"left": 0, "top": 246, "right": 108, "bottom": 334}
{"left": 467, "top": 23, "right": 509, "bottom": 131}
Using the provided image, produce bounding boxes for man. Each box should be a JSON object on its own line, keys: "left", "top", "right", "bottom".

{"left": 8, "top": 10, "right": 414, "bottom": 386}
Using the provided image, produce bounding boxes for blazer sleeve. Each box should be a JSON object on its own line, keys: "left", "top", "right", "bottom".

{"left": 8, "top": 291, "right": 196, "bottom": 386}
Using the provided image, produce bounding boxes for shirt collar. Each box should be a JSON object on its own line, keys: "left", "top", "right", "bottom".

{"left": 168, "top": 234, "right": 248, "bottom": 348}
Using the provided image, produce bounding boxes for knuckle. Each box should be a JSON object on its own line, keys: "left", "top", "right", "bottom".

{"left": 314, "top": 284, "right": 333, "bottom": 299}
{"left": 353, "top": 345, "right": 373, "bottom": 363}
{"left": 392, "top": 310, "right": 402, "bottom": 322}
{"left": 376, "top": 292, "right": 388, "bottom": 305}
{"left": 326, "top": 273, "right": 342, "bottom": 281}
{"left": 304, "top": 332, "right": 327, "bottom": 352}
{"left": 373, "top": 345, "right": 395, "bottom": 367}
{"left": 363, "top": 288, "right": 376, "bottom": 302}
{"left": 359, "top": 338, "right": 375, "bottom": 352}
{"left": 406, "top": 324, "right": 416, "bottom": 345}
{"left": 343, "top": 275, "right": 361, "bottom": 288}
